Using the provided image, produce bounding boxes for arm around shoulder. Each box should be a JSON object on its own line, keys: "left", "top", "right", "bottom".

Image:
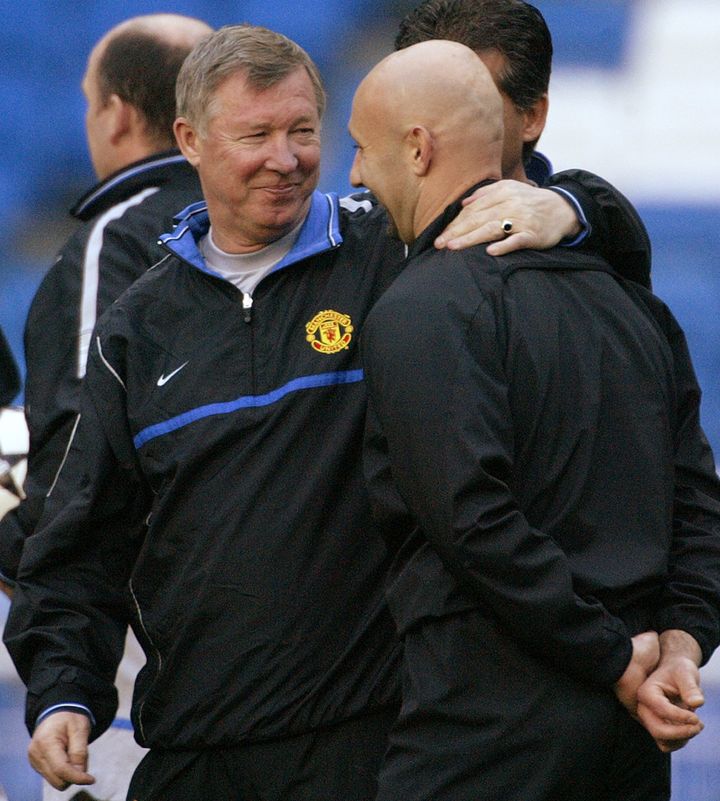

{"left": 548, "top": 169, "right": 652, "bottom": 288}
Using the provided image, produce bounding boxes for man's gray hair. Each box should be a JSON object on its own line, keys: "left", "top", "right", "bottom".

{"left": 176, "top": 24, "right": 326, "bottom": 134}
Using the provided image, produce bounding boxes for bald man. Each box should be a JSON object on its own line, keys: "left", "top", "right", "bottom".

{"left": 351, "top": 41, "right": 720, "bottom": 801}
{"left": 0, "top": 14, "right": 211, "bottom": 801}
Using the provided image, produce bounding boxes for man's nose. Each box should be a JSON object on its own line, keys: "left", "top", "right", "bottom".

{"left": 265, "top": 134, "right": 299, "bottom": 173}
{"left": 349, "top": 150, "right": 362, "bottom": 187}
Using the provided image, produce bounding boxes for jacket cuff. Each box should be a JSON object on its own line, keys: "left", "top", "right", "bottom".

{"left": 36, "top": 703, "right": 96, "bottom": 730}
{"left": 547, "top": 185, "right": 591, "bottom": 247}
{"left": 27, "top": 682, "right": 112, "bottom": 742}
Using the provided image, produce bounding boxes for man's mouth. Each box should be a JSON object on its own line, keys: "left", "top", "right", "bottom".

{"left": 261, "top": 182, "right": 298, "bottom": 194}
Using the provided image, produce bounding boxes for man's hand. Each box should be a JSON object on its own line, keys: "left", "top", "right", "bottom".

{"left": 434, "top": 180, "right": 581, "bottom": 254}
{"left": 614, "top": 631, "right": 660, "bottom": 717}
{"left": 28, "top": 711, "right": 95, "bottom": 791}
{"left": 636, "top": 630, "right": 705, "bottom": 753}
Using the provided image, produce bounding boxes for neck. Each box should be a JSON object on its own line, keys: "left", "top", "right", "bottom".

{"left": 209, "top": 203, "right": 311, "bottom": 255}
{"left": 412, "top": 171, "right": 500, "bottom": 243}
{"left": 505, "top": 162, "right": 528, "bottom": 182}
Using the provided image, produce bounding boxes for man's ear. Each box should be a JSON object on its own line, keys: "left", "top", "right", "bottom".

{"left": 407, "top": 126, "right": 433, "bottom": 177}
{"left": 106, "top": 94, "right": 133, "bottom": 145}
{"left": 522, "top": 93, "right": 549, "bottom": 146}
{"left": 174, "top": 118, "right": 201, "bottom": 167}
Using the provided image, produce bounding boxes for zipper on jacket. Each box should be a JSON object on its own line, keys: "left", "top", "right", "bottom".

{"left": 242, "top": 292, "right": 253, "bottom": 323}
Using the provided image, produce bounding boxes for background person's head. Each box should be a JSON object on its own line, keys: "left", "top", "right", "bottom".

{"left": 349, "top": 39, "right": 503, "bottom": 244}
{"left": 395, "top": 0, "right": 552, "bottom": 180}
{"left": 83, "top": 13, "right": 212, "bottom": 180}
{"left": 174, "top": 25, "right": 325, "bottom": 252}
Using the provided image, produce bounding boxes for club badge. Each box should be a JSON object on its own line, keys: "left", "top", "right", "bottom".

{"left": 306, "top": 310, "right": 353, "bottom": 354}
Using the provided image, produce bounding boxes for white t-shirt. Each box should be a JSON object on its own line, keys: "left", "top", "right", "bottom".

{"left": 199, "top": 220, "right": 304, "bottom": 296}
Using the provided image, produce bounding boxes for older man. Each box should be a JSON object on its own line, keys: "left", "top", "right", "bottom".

{"left": 351, "top": 40, "right": 720, "bottom": 801}
{"left": 4, "top": 25, "right": 406, "bottom": 801}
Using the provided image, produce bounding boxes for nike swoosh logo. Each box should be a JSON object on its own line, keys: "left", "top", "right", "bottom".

{"left": 157, "top": 361, "right": 189, "bottom": 387}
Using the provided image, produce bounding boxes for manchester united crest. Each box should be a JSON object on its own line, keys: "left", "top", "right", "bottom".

{"left": 306, "top": 310, "right": 353, "bottom": 354}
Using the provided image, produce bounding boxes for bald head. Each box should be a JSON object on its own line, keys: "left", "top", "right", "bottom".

{"left": 349, "top": 40, "right": 504, "bottom": 243}
{"left": 102, "top": 14, "right": 213, "bottom": 52}
{"left": 84, "top": 14, "right": 212, "bottom": 177}
{"left": 94, "top": 14, "right": 212, "bottom": 145}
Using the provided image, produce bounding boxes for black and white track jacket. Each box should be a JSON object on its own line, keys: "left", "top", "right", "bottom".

{"left": 0, "top": 151, "right": 201, "bottom": 582}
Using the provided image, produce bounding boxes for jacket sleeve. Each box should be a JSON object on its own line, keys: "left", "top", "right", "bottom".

{"left": 547, "top": 169, "right": 652, "bottom": 289}
{"left": 0, "top": 263, "right": 80, "bottom": 581}
{"left": 3, "top": 324, "right": 151, "bottom": 740}
{"left": 638, "top": 295, "right": 720, "bottom": 663}
{"left": 362, "top": 271, "right": 632, "bottom": 686}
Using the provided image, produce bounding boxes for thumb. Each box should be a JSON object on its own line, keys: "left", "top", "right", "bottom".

{"left": 677, "top": 673, "right": 704, "bottom": 710}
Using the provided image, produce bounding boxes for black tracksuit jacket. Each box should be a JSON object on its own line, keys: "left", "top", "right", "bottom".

{"left": 5, "top": 191, "right": 406, "bottom": 747}
{"left": 0, "top": 151, "right": 202, "bottom": 582}
{"left": 362, "top": 183, "right": 720, "bottom": 686}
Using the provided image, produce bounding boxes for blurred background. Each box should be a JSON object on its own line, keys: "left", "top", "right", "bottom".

{"left": 1, "top": 0, "right": 719, "bottom": 798}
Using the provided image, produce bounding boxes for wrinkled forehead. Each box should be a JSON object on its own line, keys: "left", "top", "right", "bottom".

{"left": 213, "top": 65, "right": 316, "bottom": 109}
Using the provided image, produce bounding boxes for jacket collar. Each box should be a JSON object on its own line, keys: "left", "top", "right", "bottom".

{"left": 159, "top": 190, "right": 344, "bottom": 277}
{"left": 71, "top": 150, "right": 195, "bottom": 221}
{"left": 525, "top": 151, "right": 552, "bottom": 186}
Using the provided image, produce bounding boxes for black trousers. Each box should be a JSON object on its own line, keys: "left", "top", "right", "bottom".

{"left": 376, "top": 609, "right": 670, "bottom": 801}
{"left": 126, "top": 706, "right": 396, "bottom": 801}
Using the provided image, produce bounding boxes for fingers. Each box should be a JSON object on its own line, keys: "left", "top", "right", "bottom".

{"left": 637, "top": 675, "right": 701, "bottom": 721}
{"left": 636, "top": 705, "right": 703, "bottom": 748}
{"left": 436, "top": 179, "right": 581, "bottom": 253}
{"left": 435, "top": 182, "right": 528, "bottom": 250}
{"left": 636, "top": 692, "right": 702, "bottom": 727}
{"left": 29, "top": 739, "right": 94, "bottom": 791}
{"left": 635, "top": 674, "right": 704, "bottom": 750}
{"left": 486, "top": 232, "right": 538, "bottom": 256}
{"left": 435, "top": 222, "right": 502, "bottom": 251}
{"left": 67, "top": 722, "right": 91, "bottom": 775}
{"left": 28, "top": 713, "right": 95, "bottom": 791}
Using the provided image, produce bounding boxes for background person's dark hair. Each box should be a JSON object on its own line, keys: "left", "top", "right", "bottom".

{"left": 395, "top": 0, "right": 552, "bottom": 162}
{"left": 97, "top": 30, "right": 196, "bottom": 148}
